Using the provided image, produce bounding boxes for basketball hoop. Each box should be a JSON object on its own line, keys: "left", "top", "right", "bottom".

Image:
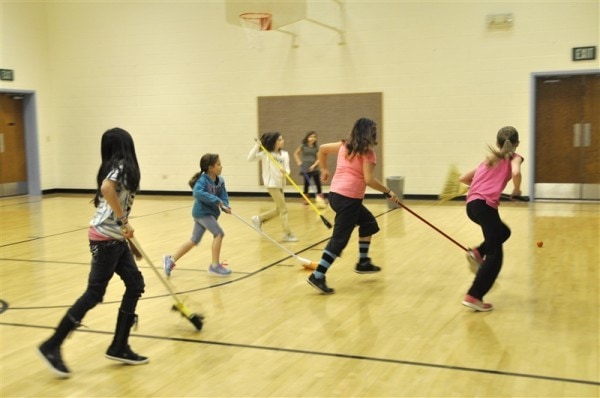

{"left": 240, "top": 12, "right": 272, "bottom": 49}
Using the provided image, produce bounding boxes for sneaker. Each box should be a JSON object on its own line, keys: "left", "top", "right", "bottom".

{"left": 37, "top": 343, "right": 71, "bottom": 378}
{"left": 354, "top": 257, "right": 381, "bottom": 274}
{"left": 282, "top": 233, "right": 298, "bottom": 242}
{"left": 251, "top": 216, "right": 262, "bottom": 231}
{"left": 462, "top": 294, "right": 493, "bottom": 312}
{"left": 307, "top": 274, "right": 335, "bottom": 294}
{"left": 208, "top": 262, "right": 232, "bottom": 276}
{"left": 163, "top": 255, "right": 176, "bottom": 277}
{"left": 466, "top": 248, "right": 483, "bottom": 275}
{"left": 316, "top": 194, "right": 327, "bottom": 209}
{"left": 105, "top": 345, "right": 149, "bottom": 365}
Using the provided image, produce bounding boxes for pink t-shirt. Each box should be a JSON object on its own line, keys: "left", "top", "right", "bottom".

{"left": 467, "top": 153, "right": 523, "bottom": 209}
{"left": 330, "top": 145, "right": 376, "bottom": 199}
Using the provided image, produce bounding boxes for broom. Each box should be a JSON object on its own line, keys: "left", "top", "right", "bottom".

{"left": 229, "top": 209, "right": 317, "bottom": 270}
{"left": 255, "top": 138, "right": 333, "bottom": 229}
{"left": 439, "top": 164, "right": 469, "bottom": 202}
{"left": 128, "top": 237, "right": 204, "bottom": 331}
{"left": 439, "top": 164, "right": 530, "bottom": 202}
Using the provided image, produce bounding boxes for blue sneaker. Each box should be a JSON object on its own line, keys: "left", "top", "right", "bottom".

{"left": 163, "top": 255, "right": 176, "bottom": 277}
{"left": 208, "top": 262, "right": 232, "bottom": 276}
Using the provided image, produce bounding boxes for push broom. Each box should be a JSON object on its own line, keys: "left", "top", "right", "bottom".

{"left": 384, "top": 192, "right": 469, "bottom": 252}
{"left": 255, "top": 139, "right": 333, "bottom": 229}
{"left": 128, "top": 237, "right": 204, "bottom": 331}
{"left": 229, "top": 209, "right": 318, "bottom": 270}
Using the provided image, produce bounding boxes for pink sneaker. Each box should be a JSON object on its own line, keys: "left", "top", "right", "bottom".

{"left": 462, "top": 294, "right": 493, "bottom": 312}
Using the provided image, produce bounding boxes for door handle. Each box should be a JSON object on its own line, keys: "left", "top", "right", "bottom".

{"left": 582, "top": 123, "right": 591, "bottom": 147}
{"left": 573, "top": 123, "right": 581, "bottom": 147}
{"left": 0, "top": 133, "right": 4, "bottom": 153}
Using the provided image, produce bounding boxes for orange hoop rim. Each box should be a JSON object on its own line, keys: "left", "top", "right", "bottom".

{"left": 239, "top": 12, "right": 272, "bottom": 31}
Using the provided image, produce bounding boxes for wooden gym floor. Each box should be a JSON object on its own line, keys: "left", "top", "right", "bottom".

{"left": 0, "top": 193, "right": 598, "bottom": 397}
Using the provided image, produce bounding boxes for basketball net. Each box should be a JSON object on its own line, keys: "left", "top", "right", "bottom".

{"left": 240, "top": 12, "right": 272, "bottom": 49}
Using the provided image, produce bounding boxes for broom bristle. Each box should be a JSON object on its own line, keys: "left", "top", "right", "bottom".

{"left": 439, "top": 165, "right": 469, "bottom": 201}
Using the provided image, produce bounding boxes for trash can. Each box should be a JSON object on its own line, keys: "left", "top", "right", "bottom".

{"left": 386, "top": 176, "right": 404, "bottom": 209}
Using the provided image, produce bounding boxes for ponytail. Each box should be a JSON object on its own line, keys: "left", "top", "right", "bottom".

{"left": 485, "top": 126, "right": 519, "bottom": 167}
{"left": 188, "top": 172, "right": 201, "bottom": 189}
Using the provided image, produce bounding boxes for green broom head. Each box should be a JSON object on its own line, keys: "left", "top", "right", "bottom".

{"left": 439, "top": 164, "right": 469, "bottom": 202}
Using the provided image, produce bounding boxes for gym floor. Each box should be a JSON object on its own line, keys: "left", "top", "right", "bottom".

{"left": 1, "top": 194, "right": 598, "bottom": 397}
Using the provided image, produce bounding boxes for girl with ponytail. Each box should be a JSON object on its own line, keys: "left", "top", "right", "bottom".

{"left": 458, "top": 126, "right": 523, "bottom": 312}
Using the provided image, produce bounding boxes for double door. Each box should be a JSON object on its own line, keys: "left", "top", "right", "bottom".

{"left": 535, "top": 73, "right": 600, "bottom": 199}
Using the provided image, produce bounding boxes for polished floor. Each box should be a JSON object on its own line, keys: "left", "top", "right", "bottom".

{"left": 1, "top": 193, "right": 599, "bottom": 397}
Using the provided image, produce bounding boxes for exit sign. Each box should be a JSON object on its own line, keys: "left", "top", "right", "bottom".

{"left": 572, "top": 46, "right": 596, "bottom": 61}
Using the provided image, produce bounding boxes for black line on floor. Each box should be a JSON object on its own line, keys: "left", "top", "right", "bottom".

{"left": 4, "top": 322, "right": 598, "bottom": 387}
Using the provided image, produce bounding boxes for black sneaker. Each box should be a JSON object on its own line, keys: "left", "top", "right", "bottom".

{"left": 37, "top": 343, "right": 71, "bottom": 378}
{"left": 354, "top": 258, "right": 381, "bottom": 274}
{"left": 106, "top": 345, "right": 149, "bottom": 365}
{"left": 307, "top": 274, "right": 335, "bottom": 294}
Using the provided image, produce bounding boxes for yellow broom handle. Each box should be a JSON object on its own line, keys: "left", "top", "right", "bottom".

{"left": 254, "top": 139, "right": 324, "bottom": 216}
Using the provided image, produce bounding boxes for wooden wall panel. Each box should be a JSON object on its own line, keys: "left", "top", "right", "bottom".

{"left": 257, "top": 93, "right": 383, "bottom": 187}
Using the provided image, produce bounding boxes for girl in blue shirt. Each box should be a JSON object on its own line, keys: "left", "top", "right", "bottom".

{"left": 163, "top": 153, "right": 232, "bottom": 277}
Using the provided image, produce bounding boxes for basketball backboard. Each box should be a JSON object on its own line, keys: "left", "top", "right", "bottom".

{"left": 225, "top": 0, "right": 307, "bottom": 30}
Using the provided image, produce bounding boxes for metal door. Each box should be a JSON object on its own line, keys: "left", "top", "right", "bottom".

{"left": 535, "top": 73, "right": 600, "bottom": 199}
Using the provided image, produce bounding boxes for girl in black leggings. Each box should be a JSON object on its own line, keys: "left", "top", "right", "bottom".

{"left": 459, "top": 126, "right": 523, "bottom": 312}
{"left": 37, "top": 128, "right": 147, "bottom": 378}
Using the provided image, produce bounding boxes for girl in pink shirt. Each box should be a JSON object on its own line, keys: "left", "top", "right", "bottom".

{"left": 307, "top": 118, "right": 400, "bottom": 294}
{"left": 459, "top": 126, "right": 523, "bottom": 311}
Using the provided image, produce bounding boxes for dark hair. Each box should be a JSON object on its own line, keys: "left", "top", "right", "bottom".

{"left": 345, "top": 118, "right": 377, "bottom": 157}
{"left": 302, "top": 131, "right": 317, "bottom": 146}
{"left": 486, "top": 126, "right": 519, "bottom": 166}
{"left": 189, "top": 153, "right": 220, "bottom": 189}
{"left": 260, "top": 132, "right": 282, "bottom": 152}
{"left": 93, "top": 127, "right": 140, "bottom": 207}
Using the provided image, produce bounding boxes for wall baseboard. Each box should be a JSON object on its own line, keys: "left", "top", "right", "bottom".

{"left": 41, "top": 188, "right": 440, "bottom": 201}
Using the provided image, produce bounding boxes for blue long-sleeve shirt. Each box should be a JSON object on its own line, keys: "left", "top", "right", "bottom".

{"left": 191, "top": 173, "right": 229, "bottom": 219}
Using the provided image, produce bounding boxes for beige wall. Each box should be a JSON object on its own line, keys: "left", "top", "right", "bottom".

{"left": 1, "top": 1, "right": 599, "bottom": 195}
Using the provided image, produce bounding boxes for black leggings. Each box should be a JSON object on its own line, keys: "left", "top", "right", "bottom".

{"left": 466, "top": 199, "right": 511, "bottom": 299}
{"left": 302, "top": 171, "right": 322, "bottom": 195}
{"left": 69, "top": 240, "right": 145, "bottom": 321}
{"left": 325, "top": 192, "right": 380, "bottom": 257}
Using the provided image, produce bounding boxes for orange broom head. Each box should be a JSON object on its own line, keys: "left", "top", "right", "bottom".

{"left": 302, "top": 262, "right": 318, "bottom": 270}
{"left": 439, "top": 165, "right": 469, "bottom": 202}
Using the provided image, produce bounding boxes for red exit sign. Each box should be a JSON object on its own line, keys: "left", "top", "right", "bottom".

{"left": 572, "top": 46, "right": 596, "bottom": 61}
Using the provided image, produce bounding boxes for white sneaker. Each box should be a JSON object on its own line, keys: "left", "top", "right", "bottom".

{"left": 282, "top": 233, "right": 298, "bottom": 242}
{"left": 466, "top": 248, "right": 483, "bottom": 275}
{"left": 251, "top": 216, "right": 262, "bottom": 231}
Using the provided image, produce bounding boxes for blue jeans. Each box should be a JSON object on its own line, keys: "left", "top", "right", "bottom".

{"left": 69, "top": 240, "right": 145, "bottom": 320}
